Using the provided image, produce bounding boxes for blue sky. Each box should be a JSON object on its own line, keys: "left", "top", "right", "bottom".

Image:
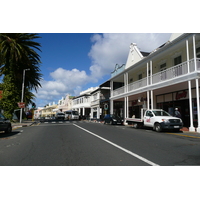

{"left": 2, "top": 1, "right": 195, "bottom": 109}
{"left": 34, "top": 33, "right": 172, "bottom": 107}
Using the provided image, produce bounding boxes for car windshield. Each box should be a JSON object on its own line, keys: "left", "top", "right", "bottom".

{"left": 152, "top": 110, "right": 171, "bottom": 116}
{"left": 72, "top": 111, "right": 78, "bottom": 115}
{"left": 58, "top": 113, "right": 64, "bottom": 115}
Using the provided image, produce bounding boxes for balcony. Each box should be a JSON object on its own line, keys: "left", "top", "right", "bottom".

{"left": 112, "top": 58, "right": 200, "bottom": 97}
{"left": 91, "top": 99, "right": 100, "bottom": 106}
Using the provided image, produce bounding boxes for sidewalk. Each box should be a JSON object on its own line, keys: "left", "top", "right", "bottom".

{"left": 12, "top": 120, "right": 36, "bottom": 129}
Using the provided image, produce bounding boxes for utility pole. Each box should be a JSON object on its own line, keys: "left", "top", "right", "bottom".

{"left": 20, "top": 69, "right": 30, "bottom": 123}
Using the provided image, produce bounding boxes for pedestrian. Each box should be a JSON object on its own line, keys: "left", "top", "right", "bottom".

{"left": 174, "top": 108, "right": 181, "bottom": 118}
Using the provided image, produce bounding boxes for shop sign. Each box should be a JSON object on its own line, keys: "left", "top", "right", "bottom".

{"left": 175, "top": 90, "right": 187, "bottom": 100}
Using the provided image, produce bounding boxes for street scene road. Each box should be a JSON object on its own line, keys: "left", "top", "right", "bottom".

{"left": 1, "top": 120, "right": 200, "bottom": 166}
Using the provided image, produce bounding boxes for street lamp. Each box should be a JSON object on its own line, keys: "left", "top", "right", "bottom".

{"left": 20, "top": 68, "right": 30, "bottom": 123}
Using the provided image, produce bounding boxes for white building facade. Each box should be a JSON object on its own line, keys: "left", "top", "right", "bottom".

{"left": 57, "top": 94, "right": 74, "bottom": 112}
{"left": 109, "top": 33, "right": 200, "bottom": 132}
{"left": 90, "top": 86, "right": 111, "bottom": 120}
{"left": 72, "top": 87, "right": 98, "bottom": 119}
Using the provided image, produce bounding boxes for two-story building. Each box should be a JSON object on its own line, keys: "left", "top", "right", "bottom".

{"left": 109, "top": 33, "right": 200, "bottom": 132}
{"left": 57, "top": 94, "right": 74, "bottom": 112}
{"left": 72, "top": 87, "right": 98, "bottom": 119}
{"left": 90, "top": 84, "right": 110, "bottom": 120}
{"left": 40, "top": 102, "right": 58, "bottom": 118}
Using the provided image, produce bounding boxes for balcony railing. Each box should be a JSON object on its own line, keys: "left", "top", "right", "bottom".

{"left": 112, "top": 86, "right": 125, "bottom": 96}
{"left": 112, "top": 58, "right": 200, "bottom": 97}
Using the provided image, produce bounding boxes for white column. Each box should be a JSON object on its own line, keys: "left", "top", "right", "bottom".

{"left": 124, "top": 97, "right": 127, "bottom": 118}
{"left": 110, "top": 100, "right": 113, "bottom": 114}
{"left": 151, "top": 90, "right": 154, "bottom": 109}
{"left": 147, "top": 62, "right": 149, "bottom": 86}
{"left": 196, "top": 79, "right": 200, "bottom": 132}
{"left": 147, "top": 91, "right": 150, "bottom": 110}
{"left": 126, "top": 73, "right": 129, "bottom": 92}
{"left": 124, "top": 74, "right": 126, "bottom": 93}
{"left": 91, "top": 108, "right": 93, "bottom": 119}
{"left": 111, "top": 81, "right": 113, "bottom": 97}
{"left": 186, "top": 39, "right": 190, "bottom": 73}
{"left": 83, "top": 107, "right": 85, "bottom": 116}
{"left": 127, "top": 96, "right": 129, "bottom": 118}
{"left": 188, "top": 80, "right": 195, "bottom": 131}
{"left": 150, "top": 60, "right": 153, "bottom": 85}
{"left": 193, "top": 34, "right": 197, "bottom": 71}
{"left": 97, "top": 106, "right": 100, "bottom": 119}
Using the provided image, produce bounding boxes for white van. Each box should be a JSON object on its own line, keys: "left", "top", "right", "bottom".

{"left": 64, "top": 110, "right": 79, "bottom": 120}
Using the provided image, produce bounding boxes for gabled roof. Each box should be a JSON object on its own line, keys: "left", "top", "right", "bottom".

{"left": 125, "top": 43, "right": 150, "bottom": 69}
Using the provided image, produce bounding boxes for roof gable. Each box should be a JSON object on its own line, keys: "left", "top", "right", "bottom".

{"left": 125, "top": 43, "right": 147, "bottom": 69}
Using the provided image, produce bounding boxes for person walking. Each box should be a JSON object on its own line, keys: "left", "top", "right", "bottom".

{"left": 174, "top": 108, "right": 181, "bottom": 118}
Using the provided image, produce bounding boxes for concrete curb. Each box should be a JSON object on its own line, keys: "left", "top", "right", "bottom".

{"left": 12, "top": 121, "right": 36, "bottom": 129}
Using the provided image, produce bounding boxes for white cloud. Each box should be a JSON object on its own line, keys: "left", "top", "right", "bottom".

{"left": 35, "top": 67, "right": 93, "bottom": 106}
{"left": 88, "top": 33, "right": 171, "bottom": 79}
{"left": 35, "top": 33, "right": 171, "bottom": 107}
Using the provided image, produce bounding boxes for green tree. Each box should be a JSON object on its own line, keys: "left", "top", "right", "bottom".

{"left": 0, "top": 33, "right": 42, "bottom": 119}
{"left": 0, "top": 33, "right": 42, "bottom": 90}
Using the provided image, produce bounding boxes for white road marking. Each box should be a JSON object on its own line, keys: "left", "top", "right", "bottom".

{"left": 73, "top": 124, "right": 159, "bottom": 166}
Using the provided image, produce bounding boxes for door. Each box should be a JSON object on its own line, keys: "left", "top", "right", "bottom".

{"left": 144, "top": 110, "right": 153, "bottom": 127}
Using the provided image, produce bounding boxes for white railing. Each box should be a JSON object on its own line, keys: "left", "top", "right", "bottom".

{"left": 197, "top": 58, "right": 200, "bottom": 70}
{"left": 152, "top": 60, "right": 188, "bottom": 84}
{"left": 91, "top": 99, "right": 100, "bottom": 106}
{"left": 112, "top": 58, "right": 200, "bottom": 97}
{"left": 113, "top": 86, "right": 125, "bottom": 96}
{"left": 128, "top": 78, "right": 147, "bottom": 92}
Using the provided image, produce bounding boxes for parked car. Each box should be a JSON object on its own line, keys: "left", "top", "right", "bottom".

{"left": 0, "top": 113, "right": 12, "bottom": 134}
{"left": 104, "top": 114, "right": 124, "bottom": 125}
{"left": 55, "top": 112, "right": 65, "bottom": 120}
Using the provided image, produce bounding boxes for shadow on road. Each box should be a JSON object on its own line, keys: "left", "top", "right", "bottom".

{"left": 0, "top": 130, "right": 21, "bottom": 139}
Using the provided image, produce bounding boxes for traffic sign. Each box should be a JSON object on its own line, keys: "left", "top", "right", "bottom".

{"left": 18, "top": 102, "right": 25, "bottom": 108}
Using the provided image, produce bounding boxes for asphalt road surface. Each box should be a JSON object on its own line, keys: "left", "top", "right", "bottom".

{"left": 1, "top": 120, "right": 200, "bottom": 166}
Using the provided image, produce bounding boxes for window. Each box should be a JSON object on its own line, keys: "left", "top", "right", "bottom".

{"left": 196, "top": 47, "right": 200, "bottom": 58}
{"left": 160, "top": 63, "right": 167, "bottom": 80}
{"left": 160, "top": 63, "right": 166, "bottom": 71}
{"left": 138, "top": 74, "right": 142, "bottom": 80}
{"left": 174, "top": 55, "right": 182, "bottom": 76}
{"left": 146, "top": 111, "right": 153, "bottom": 117}
{"left": 174, "top": 55, "right": 182, "bottom": 65}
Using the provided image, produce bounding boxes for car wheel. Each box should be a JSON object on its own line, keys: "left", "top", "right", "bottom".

{"left": 5, "top": 125, "right": 12, "bottom": 134}
{"left": 155, "top": 123, "right": 162, "bottom": 132}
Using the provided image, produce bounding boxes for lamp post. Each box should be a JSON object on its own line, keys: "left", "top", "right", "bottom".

{"left": 20, "top": 68, "right": 30, "bottom": 123}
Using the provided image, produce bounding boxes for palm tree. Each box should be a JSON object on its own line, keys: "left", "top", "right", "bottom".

{"left": 0, "top": 33, "right": 42, "bottom": 119}
{"left": 0, "top": 33, "right": 42, "bottom": 91}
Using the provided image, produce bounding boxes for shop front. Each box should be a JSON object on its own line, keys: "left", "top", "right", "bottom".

{"left": 156, "top": 89, "right": 199, "bottom": 127}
